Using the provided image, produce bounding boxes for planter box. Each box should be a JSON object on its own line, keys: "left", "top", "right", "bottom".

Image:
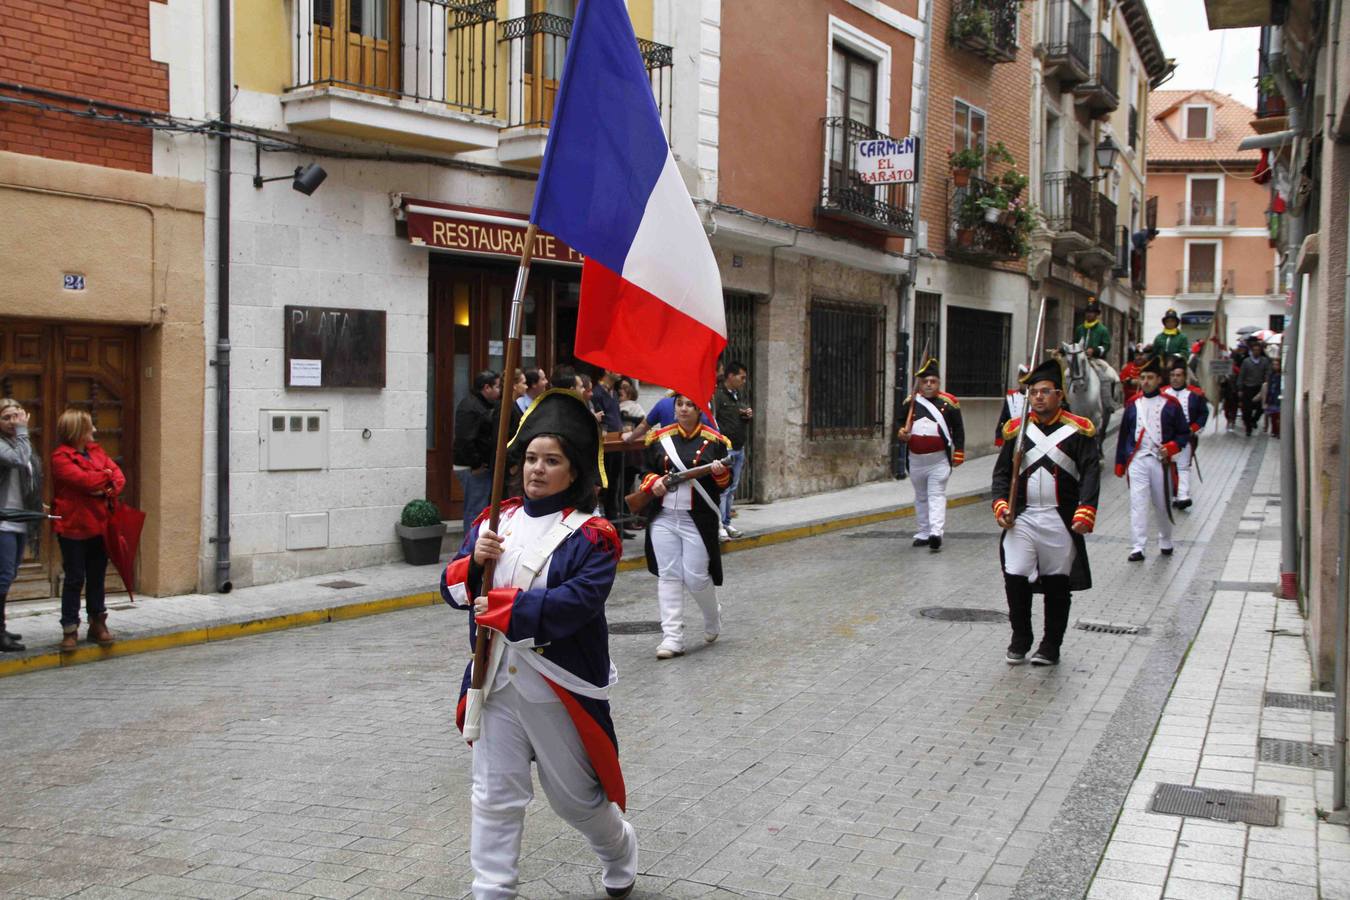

{"left": 396, "top": 521, "right": 447, "bottom": 566}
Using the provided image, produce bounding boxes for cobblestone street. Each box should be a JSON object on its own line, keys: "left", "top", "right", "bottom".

{"left": 0, "top": 431, "right": 1268, "bottom": 899}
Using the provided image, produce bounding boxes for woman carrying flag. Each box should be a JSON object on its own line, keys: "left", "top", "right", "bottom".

{"left": 441, "top": 389, "right": 638, "bottom": 898}
{"left": 639, "top": 393, "right": 731, "bottom": 659}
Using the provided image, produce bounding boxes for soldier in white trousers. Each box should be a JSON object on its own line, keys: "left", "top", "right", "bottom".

{"left": 1163, "top": 360, "right": 1209, "bottom": 510}
{"left": 640, "top": 394, "right": 732, "bottom": 659}
{"left": 1114, "top": 357, "right": 1189, "bottom": 561}
{"left": 898, "top": 358, "right": 966, "bottom": 552}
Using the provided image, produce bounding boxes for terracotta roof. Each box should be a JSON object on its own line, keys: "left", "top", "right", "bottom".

{"left": 1147, "top": 89, "right": 1260, "bottom": 164}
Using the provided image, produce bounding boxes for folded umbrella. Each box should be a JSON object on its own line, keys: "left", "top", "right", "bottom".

{"left": 0, "top": 508, "right": 55, "bottom": 523}
{"left": 103, "top": 500, "right": 146, "bottom": 602}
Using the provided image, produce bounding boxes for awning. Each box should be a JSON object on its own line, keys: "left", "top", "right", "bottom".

{"left": 396, "top": 196, "right": 583, "bottom": 266}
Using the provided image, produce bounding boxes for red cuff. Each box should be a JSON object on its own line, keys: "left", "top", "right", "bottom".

{"left": 952, "top": 450, "right": 965, "bottom": 466}
{"left": 1115, "top": 463, "right": 1125, "bottom": 478}
{"left": 1190, "top": 423, "right": 1201, "bottom": 433}
{"left": 712, "top": 466, "right": 731, "bottom": 487}
{"left": 640, "top": 473, "right": 660, "bottom": 494}
{"left": 1163, "top": 442, "right": 1182, "bottom": 457}
{"left": 992, "top": 499, "right": 1011, "bottom": 520}
{"left": 1072, "top": 505, "right": 1096, "bottom": 533}
{"left": 994, "top": 437, "right": 1005, "bottom": 447}
{"left": 475, "top": 587, "right": 519, "bottom": 634}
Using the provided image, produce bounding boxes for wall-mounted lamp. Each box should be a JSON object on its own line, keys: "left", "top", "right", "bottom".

{"left": 1090, "top": 136, "right": 1120, "bottom": 182}
{"left": 253, "top": 145, "right": 327, "bottom": 195}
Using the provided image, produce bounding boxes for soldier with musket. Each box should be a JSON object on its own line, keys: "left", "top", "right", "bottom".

{"left": 992, "top": 359, "right": 1101, "bottom": 666}
{"left": 898, "top": 358, "right": 966, "bottom": 552}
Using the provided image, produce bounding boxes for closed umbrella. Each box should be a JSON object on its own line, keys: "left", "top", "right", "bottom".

{"left": 0, "top": 508, "right": 55, "bottom": 524}
{"left": 103, "top": 500, "right": 146, "bottom": 601}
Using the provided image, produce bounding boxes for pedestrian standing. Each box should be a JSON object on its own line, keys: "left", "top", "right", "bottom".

{"left": 1114, "top": 357, "right": 1188, "bottom": 561}
{"left": 640, "top": 394, "right": 730, "bottom": 659}
{"left": 992, "top": 360, "right": 1099, "bottom": 666}
{"left": 50, "top": 409, "right": 124, "bottom": 651}
{"left": 1266, "top": 357, "right": 1283, "bottom": 438}
{"left": 454, "top": 370, "right": 502, "bottom": 535}
{"left": 712, "top": 362, "right": 752, "bottom": 540}
{"left": 1162, "top": 361, "right": 1208, "bottom": 511}
{"left": 441, "top": 389, "right": 638, "bottom": 898}
{"left": 1237, "top": 339, "right": 1272, "bottom": 436}
{"left": 897, "top": 359, "right": 965, "bottom": 552}
{"left": 516, "top": 368, "right": 549, "bottom": 414}
{"left": 0, "top": 399, "right": 43, "bottom": 652}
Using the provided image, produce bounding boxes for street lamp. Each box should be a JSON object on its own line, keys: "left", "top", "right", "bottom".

{"left": 1092, "top": 136, "right": 1119, "bottom": 181}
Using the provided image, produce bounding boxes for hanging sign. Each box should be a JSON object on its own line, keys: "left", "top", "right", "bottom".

{"left": 855, "top": 135, "right": 919, "bottom": 185}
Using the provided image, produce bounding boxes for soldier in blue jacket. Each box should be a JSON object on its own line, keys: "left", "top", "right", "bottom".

{"left": 1114, "top": 357, "right": 1189, "bottom": 560}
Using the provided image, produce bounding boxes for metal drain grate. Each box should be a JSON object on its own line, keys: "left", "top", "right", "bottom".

{"left": 1148, "top": 783, "right": 1281, "bottom": 826}
{"left": 1213, "top": 580, "right": 1279, "bottom": 593}
{"left": 608, "top": 620, "right": 663, "bottom": 635}
{"left": 1074, "top": 620, "right": 1148, "bottom": 636}
{"left": 1264, "top": 692, "right": 1336, "bottom": 713}
{"left": 1259, "top": 738, "right": 1333, "bottom": 770}
{"left": 318, "top": 580, "right": 365, "bottom": 590}
{"left": 917, "top": 607, "right": 1008, "bottom": 624}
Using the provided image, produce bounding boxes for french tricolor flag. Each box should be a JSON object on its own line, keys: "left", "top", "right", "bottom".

{"left": 531, "top": 0, "right": 726, "bottom": 412}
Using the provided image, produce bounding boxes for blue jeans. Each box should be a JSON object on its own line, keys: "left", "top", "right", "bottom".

{"left": 720, "top": 449, "right": 746, "bottom": 525}
{"left": 0, "top": 531, "right": 25, "bottom": 601}
{"left": 59, "top": 535, "right": 108, "bottom": 628}
{"left": 457, "top": 468, "right": 493, "bottom": 536}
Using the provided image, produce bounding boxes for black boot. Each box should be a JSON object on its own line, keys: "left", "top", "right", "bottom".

{"left": 1004, "top": 574, "right": 1034, "bottom": 663}
{"left": 0, "top": 601, "right": 22, "bottom": 652}
{"left": 1033, "top": 576, "right": 1072, "bottom": 665}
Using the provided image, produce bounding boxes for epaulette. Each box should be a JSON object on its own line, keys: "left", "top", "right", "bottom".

{"left": 471, "top": 496, "right": 522, "bottom": 528}
{"left": 1001, "top": 417, "right": 1022, "bottom": 441}
{"left": 697, "top": 425, "right": 733, "bottom": 448}
{"left": 1060, "top": 411, "right": 1097, "bottom": 437}
{"left": 645, "top": 423, "right": 682, "bottom": 446}
{"left": 580, "top": 516, "right": 622, "bottom": 562}
{"left": 938, "top": 391, "right": 961, "bottom": 408}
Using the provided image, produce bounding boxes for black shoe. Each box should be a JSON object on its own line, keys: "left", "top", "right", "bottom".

{"left": 1128, "top": 551, "right": 1145, "bottom": 562}
{"left": 1030, "top": 649, "right": 1059, "bottom": 666}
{"left": 913, "top": 537, "right": 929, "bottom": 547}
{"left": 4, "top": 630, "right": 20, "bottom": 641}
{"left": 606, "top": 883, "right": 635, "bottom": 898}
{"left": 1006, "top": 649, "right": 1028, "bottom": 665}
{"left": 0, "top": 632, "right": 25, "bottom": 652}
{"left": 1160, "top": 547, "right": 1174, "bottom": 556}
{"left": 928, "top": 535, "right": 942, "bottom": 552}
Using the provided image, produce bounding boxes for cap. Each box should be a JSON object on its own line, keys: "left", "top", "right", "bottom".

{"left": 915, "top": 357, "right": 940, "bottom": 379}
{"left": 509, "top": 389, "right": 606, "bottom": 488}
{"left": 1021, "top": 358, "right": 1064, "bottom": 390}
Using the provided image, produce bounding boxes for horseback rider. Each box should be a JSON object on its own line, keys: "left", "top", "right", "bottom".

{"left": 1073, "top": 299, "right": 1121, "bottom": 405}
{"left": 1151, "top": 308, "right": 1191, "bottom": 359}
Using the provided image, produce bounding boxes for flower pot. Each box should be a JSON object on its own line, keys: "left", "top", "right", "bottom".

{"left": 952, "top": 168, "right": 972, "bottom": 187}
{"left": 395, "top": 521, "right": 446, "bottom": 566}
{"left": 999, "top": 210, "right": 1017, "bottom": 227}
{"left": 983, "top": 207, "right": 1001, "bottom": 224}
{"left": 956, "top": 228, "right": 975, "bottom": 247}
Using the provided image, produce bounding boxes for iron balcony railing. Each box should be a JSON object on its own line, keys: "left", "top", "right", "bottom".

{"left": 1041, "top": 170, "right": 1094, "bottom": 240}
{"left": 1093, "top": 34, "right": 1120, "bottom": 101}
{"left": 817, "top": 117, "right": 915, "bottom": 237}
{"left": 498, "top": 12, "right": 673, "bottom": 130}
{"left": 1042, "top": 0, "right": 1091, "bottom": 79}
{"left": 950, "top": 0, "right": 1019, "bottom": 63}
{"left": 1176, "top": 200, "right": 1238, "bottom": 227}
{"left": 1095, "top": 193, "right": 1116, "bottom": 253}
{"left": 290, "top": 0, "right": 498, "bottom": 115}
{"left": 947, "top": 177, "right": 1023, "bottom": 262}
{"left": 1176, "top": 268, "right": 1236, "bottom": 295}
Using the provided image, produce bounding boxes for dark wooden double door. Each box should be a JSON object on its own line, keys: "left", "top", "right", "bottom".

{"left": 0, "top": 320, "right": 138, "bottom": 600}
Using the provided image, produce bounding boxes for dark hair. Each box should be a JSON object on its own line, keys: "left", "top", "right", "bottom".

{"left": 618, "top": 377, "right": 638, "bottom": 400}
{"left": 577, "top": 373, "right": 593, "bottom": 390}
{"left": 508, "top": 432, "right": 598, "bottom": 511}
{"left": 473, "top": 369, "right": 500, "bottom": 395}
{"left": 723, "top": 361, "right": 746, "bottom": 379}
{"left": 524, "top": 368, "right": 546, "bottom": 389}
{"left": 551, "top": 364, "right": 577, "bottom": 390}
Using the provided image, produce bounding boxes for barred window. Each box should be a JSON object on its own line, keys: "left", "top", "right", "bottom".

{"left": 945, "top": 305, "right": 1011, "bottom": 397}
{"left": 808, "top": 299, "right": 886, "bottom": 437}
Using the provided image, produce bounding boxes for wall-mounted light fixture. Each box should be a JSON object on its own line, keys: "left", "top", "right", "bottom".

{"left": 252, "top": 145, "right": 327, "bottom": 195}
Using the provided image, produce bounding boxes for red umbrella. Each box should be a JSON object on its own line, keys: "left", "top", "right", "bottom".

{"left": 103, "top": 500, "right": 146, "bottom": 601}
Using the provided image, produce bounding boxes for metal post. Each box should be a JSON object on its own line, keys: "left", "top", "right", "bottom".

{"left": 214, "top": 0, "right": 233, "bottom": 593}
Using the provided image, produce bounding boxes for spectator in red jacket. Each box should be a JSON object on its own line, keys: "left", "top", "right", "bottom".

{"left": 51, "top": 409, "right": 125, "bottom": 651}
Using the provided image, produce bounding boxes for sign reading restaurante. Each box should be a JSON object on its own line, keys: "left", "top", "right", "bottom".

{"left": 401, "top": 199, "right": 584, "bottom": 265}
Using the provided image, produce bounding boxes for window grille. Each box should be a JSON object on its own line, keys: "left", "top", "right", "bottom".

{"left": 808, "top": 300, "right": 886, "bottom": 438}
{"left": 945, "top": 306, "right": 1011, "bottom": 397}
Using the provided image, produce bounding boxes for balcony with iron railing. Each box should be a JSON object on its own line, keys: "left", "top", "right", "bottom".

{"left": 1073, "top": 34, "right": 1119, "bottom": 117}
{"left": 816, "top": 117, "right": 915, "bottom": 237}
{"left": 1039, "top": 0, "right": 1090, "bottom": 85}
{"left": 950, "top": 0, "right": 1019, "bottom": 64}
{"left": 1041, "top": 170, "right": 1095, "bottom": 248}
{"left": 1176, "top": 268, "right": 1236, "bottom": 296}
{"left": 1094, "top": 193, "right": 1116, "bottom": 254}
{"left": 1176, "top": 200, "right": 1238, "bottom": 228}
{"left": 947, "top": 176, "right": 1025, "bottom": 263}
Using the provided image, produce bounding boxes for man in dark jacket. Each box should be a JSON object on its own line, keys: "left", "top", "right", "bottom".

{"left": 712, "top": 362, "right": 752, "bottom": 538}
{"left": 1237, "top": 339, "right": 1272, "bottom": 436}
{"left": 453, "top": 370, "right": 501, "bottom": 534}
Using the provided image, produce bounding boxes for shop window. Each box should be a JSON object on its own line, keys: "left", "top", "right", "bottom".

{"left": 808, "top": 299, "right": 886, "bottom": 437}
{"left": 945, "top": 306, "right": 1011, "bottom": 397}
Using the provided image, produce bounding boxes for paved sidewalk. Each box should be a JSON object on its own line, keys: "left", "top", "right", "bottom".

{"left": 1087, "top": 438, "right": 1350, "bottom": 899}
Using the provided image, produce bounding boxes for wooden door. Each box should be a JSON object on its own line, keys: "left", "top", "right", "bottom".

{"left": 523, "top": 0, "right": 575, "bottom": 125}
{"left": 313, "top": 0, "right": 400, "bottom": 94}
{"left": 0, "top": 320, "right": 138, "bottom": 600}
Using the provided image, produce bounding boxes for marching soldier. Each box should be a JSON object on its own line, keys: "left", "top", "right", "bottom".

{"left": 1074, "top": 299, "right": 1121, "bottom": 403}
{"left": 1163, "top": 360, "right": 1209, "bottom": 510}
{"left": 991, "top": 359, "right": 1099, "bottom": 667}
{"left": 898, "top": 359, "right": 965, "bottom": 552}
{"left": 1115, "top": 356, "right": 1189, "bottom": 560}
{"left": 994, "top": 365, "right": 1029, "bottom": 447}
{"left": 1150, "top": 308, "right": 1190, "bottom": 360}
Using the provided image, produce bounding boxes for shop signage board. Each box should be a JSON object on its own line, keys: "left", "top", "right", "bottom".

{"left": 284, "top": 305, "right": 386, "bottom": 389}
{"left": 403, "top": 200, "right": 583, "bottom": 265}
{"left": 854, "top": 135, "right": 919, "bottom": 185}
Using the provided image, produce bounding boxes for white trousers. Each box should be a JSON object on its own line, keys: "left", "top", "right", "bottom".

{"left": 470, "top": 684, "right": 637, "bottom": 898}
{"left": 650, "top": 510, "right": 721, "bottom": 650}
{"left": 1128, "top": 453, "right": 1173, "bottom": 553}
{"left": 909, "top": 451, "right": 951, "bottom": 539}
{"left": 1174, "top": 443, "right": 1193, "bottom": 501}
{"left": 1001, "top": 506, "right": 1076, "bottom": 579}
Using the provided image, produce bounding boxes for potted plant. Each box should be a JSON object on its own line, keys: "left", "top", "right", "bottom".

{"left": 949, "top": 146, "right": 984, "bottom": 186}
{"left": 999, "top": 168, "right": 1029, "bottom": 203}
{"left": 396, "top": 499, "right": 446, "bottom": 566}
{"left": 952, "top": 5, "right": 994, "bottom": 45}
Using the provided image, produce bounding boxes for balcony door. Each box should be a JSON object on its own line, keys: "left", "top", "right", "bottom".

{"left": 522, "top": 0, "right": 575, "bottom": 126}
{"left": 1189, "top": 177, "right": 1219, "bottom": 226}
{"left": 1187, "top": 243, "right": 1217, "bottom": 293}
{"left": 827, "top": 45, "right": 877, "bottom": 194}
{"left": 312, "top": 0, "right": 400, "bottom": 94}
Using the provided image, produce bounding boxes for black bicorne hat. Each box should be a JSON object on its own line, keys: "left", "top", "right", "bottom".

{"left": 1162, "top": 307, "right": 1180, "bottom": 323}
{"left": 1140, "top": 355, "right": 1165, "bottom": 376}
{"left": 1085, "top": 299, "right": 1102, "bottom": 315}
{"left": 1021, "top": 358, "right": 1064, "bottom": 391}
{"left": 508, "top": 389, "right": 606, "bottom": 488}
{"left": 915, "top": 357, "right": 940, "bottom": 379}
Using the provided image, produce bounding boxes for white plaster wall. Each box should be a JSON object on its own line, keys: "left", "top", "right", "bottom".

{"left": 662, "top": 0, "right": 720, "bottom": 200}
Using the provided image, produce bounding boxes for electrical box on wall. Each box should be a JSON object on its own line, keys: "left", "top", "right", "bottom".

{"left": 260, "top": 410, "right": 329, "bottom": 471}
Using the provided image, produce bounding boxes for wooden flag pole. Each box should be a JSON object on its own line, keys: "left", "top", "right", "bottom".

{"left": 1007, "top": 298, "right": 1048, "bottom": 521}
{"left": 463, "top": 223, "right": 538, "bottom": 741}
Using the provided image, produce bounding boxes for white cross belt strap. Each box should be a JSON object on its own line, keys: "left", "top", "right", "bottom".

{"left": 915, "top": 396, "right": 952, "bottom": 446}
{"left": 1022, "top": 423, "right": 1080, "bottom": 480}
{"left": 659, "top": 434, "right": 722, "bottom": 519}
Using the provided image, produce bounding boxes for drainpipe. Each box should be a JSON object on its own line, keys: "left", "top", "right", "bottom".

{"left": 213, "top": 0, "right": 233, "bottom": 593}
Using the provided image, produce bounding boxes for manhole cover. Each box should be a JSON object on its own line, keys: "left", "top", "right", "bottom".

{"left": 1074, "top": 620, "right": 1148, "bottom": 635}
{"left": 318, "top": 580, "right": 365, "bottom": 589}
{"left": 1148, "top": 783, "right": 1281, "bottom": 827}
{"left": 608, "top": 620, "right": 662, "bottom": 634}
{"left": 917, "top": 607, "right": 1007, "bottom": 624}
{"left": 1259, "top": 738, "right": 1333, "bottom": 770}
{"left": 1264, "top": 691, "right": 1336, "bottom": 713}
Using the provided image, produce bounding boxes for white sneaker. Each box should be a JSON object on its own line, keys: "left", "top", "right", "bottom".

{"left": 724, "top": 525, "right": 743, "bottom": 539}
{"left": 705, "top": 632, "right": 719, "bottom": 644}
{"left": 718, "top": 527, "right": 730, "bottom": 541}
{"left": 655, "top": 643, "right": 684, "bottom": 659}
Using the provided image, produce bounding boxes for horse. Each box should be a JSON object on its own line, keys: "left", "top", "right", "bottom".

{"left": 1057, "top": 340, "right": 1112, "bottom": 457}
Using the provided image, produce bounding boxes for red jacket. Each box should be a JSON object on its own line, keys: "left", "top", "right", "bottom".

{"left": 51, "top": 442, "right": 126, "bottom": 539}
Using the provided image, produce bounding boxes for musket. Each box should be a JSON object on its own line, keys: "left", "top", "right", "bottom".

{"left": 902, "top": 336, "right": 933, "bottom": 435}
{"left": 1006, "top": 298, "right": 1049, "bottom": 522}
{"left": 625, "top": 462, "right": 722, "bottom": 515}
